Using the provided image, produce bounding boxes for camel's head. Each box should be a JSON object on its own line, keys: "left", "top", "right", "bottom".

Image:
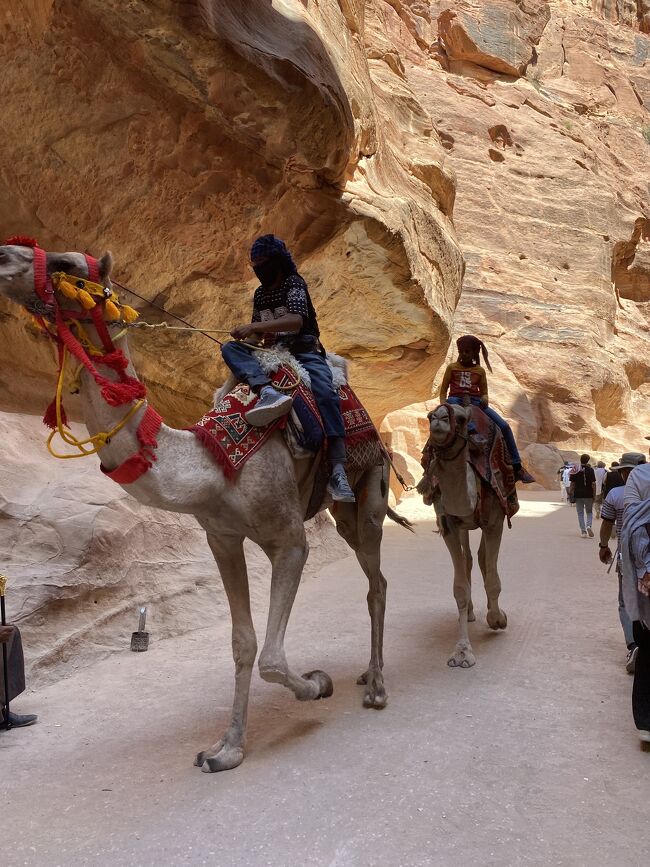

{"left": 0, "top": 242, "right": 113, "bottom": 314}
{"left": 427, "top": 403, "right": 472, "bottom": 447}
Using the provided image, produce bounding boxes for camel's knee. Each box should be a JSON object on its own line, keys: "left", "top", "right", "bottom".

{"left": 367, "top": 575, "right": 387, "bottom": 613}
{"left": 453, "top": 582, "right": 471, "bottom": 610}
{"left": 336, "top": 520, "right": 358, "bottom": 548}
{"left": 232, "top": 630, "right": 257, "bottom": 669}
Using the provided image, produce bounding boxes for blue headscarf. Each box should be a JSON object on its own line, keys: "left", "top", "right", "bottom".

{"left": 250, "top": 234, "right": 297, "bottom": 275}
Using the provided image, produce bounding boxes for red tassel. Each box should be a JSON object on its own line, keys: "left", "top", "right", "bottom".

{"left": 5, "top": 235, "right": 38, "bottom": 247}
{"left": 101, "top": 380, "right": 147, "bottom": 407}
{"left": 137, "top": 407, "right": 162, "bottom": 449}
{"left": 43, "top": 399, "right": 66, "bottom": 430}
{"left": 97, "top": 350, "right": 130, "bottom": 373}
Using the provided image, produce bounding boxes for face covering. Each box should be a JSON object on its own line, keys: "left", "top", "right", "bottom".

{"left": 253, "top": 259, "right": 280, "bottom": 286}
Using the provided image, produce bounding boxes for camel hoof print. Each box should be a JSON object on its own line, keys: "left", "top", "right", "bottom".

{"left": 303, "top": 669, "right": 334, "bottom": 699}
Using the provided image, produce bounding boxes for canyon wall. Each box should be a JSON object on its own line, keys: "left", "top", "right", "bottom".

{"left": 378, "top": 0, "right": 650, "bottom": 476}
{"left": 1, "top": 1, "right": 649, "bottom": 680}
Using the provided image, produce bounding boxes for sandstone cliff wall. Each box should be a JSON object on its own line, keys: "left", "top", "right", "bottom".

{"left": 1, "top": 1, "right": 649, "bottom": 684}
{"left": 0, "top": 0, "right": 462, "bottom": 424}
{"left": 379, "top": 0, "right": 650, "bottom": 479}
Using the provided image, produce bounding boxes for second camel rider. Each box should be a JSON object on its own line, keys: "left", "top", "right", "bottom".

{"left": 221, "top": 234, "right": 355, "bottom": 503}
{"left": 439, "top": 334, "right": 534, "bottom": 483}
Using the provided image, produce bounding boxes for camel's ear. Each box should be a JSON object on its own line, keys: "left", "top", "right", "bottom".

{"left": 98, "top": 251, "right": 113, "bottom": 281}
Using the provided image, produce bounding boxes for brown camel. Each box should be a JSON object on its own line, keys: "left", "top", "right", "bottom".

{"left": 421, "top": 403, "right": 509, "bottom": 668}
{"left": 0, "top": 241, "right": 411, "bottom": 772}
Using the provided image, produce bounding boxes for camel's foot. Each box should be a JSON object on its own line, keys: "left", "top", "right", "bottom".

{"left": 302, "top": 669, "right": 334, "bottom": 700}
{"left": 259, "top": 661, "right": 330, "bottom": 701}
{"left": 194, "top": 740, "right": 244, "bottom": 773}
{"left": 486, "top": 608, "right": 507, "bottom": 630}
{"left": 356, "top": 669, "right": 387, "bottom": 709}
{"left": 448, "top": 640, "right": 476, "bottom": 669}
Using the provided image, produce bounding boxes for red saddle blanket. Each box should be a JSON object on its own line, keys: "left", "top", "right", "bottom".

{"left": 190, "top": 364, "right": 381, "bottom": 481}
{"left": 421, "top": 405, "right": 519, "bottom": 523}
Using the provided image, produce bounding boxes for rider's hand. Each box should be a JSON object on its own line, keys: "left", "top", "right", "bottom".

{"left": 599, "top": 545, "right": 612, "bottom": 564}
{"left": 230, "top": 323, "right": 257, "bottom": 340}
{"left": 0, "top": 624, "right": 15, "bottom": 643}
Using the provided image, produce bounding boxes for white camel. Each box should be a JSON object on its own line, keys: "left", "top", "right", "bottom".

{"left": 421, "top": 403, "right": 509, "bottom": 669}
{"left": 0, "top": 242, "right": 410, "bottom": 772}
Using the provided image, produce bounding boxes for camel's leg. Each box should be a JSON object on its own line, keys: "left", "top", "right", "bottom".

{"left": 333, "top": 466, "right": 389, "bottom": 709}
{"left": 195, "top": 533, "right": 257, "bottom": 773}
{"left": 444, "top": 526, "right": 476, "bottom": 668}
{"left": 478, "top": 521, "right": 508, "bottom": 630}
{"left": 461, "top": 528, "right": 475, "bottom": 622}
{"left": 257, "top": 531, "right": 333, "bottom": 701}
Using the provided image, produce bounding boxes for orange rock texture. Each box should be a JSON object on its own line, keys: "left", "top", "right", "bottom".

{"left": 424, "top": 0, "right": 650, "bottom": 458}
{"left": 1, "top": 1, "right": 648, "bottom": 457}
{"left": 0, "top": 0, "right": 462, "bottom": 424}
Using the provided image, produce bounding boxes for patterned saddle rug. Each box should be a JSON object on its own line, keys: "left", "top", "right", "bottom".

{"left": 190, "top": 363, "right": 382, "bottom": 482}
{"left": 420, "top": 405, "right": 519, "bottom": 525}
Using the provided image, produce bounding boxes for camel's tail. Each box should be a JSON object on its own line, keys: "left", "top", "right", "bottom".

{"left": 386, "top": 506, "right": 415, "bottom": 533}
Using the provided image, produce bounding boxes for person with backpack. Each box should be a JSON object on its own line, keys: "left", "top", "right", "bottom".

{"left": 569, "top": 454, "right": 596, "bottom": 538}
{"left": 599, "top": 453, "right": 647, "bottom": 673}
{"left": 621, "top": 454, "right": 650, "bottom": 743}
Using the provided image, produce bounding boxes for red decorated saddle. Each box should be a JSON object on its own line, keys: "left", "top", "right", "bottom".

{"left": 189, "top": 364, "right": 382, "bottom": 482}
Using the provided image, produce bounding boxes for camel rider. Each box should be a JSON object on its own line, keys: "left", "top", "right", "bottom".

{"left": 440, "top": 334, "right": 534, "bottom": 483}
{"left": 221, "top": 234, "right": 355, "bottom": 503}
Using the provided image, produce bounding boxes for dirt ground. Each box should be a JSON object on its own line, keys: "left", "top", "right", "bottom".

{"left": 2, "top": 492, "right": 649, "bottom": 867}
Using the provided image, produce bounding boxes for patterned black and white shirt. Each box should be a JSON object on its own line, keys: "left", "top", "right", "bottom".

{"left": 252, "top": 274, "right": 318, "bottom": 345}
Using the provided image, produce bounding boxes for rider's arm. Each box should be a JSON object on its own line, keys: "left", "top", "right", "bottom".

{"left": 251, "top": 313, "right": 302, "bottom": 334}
{"left": 478, "top": 367, "right": 489, "bottom": 405}
{"left": 439, "top": 365, "right": 452, "bottom": 403}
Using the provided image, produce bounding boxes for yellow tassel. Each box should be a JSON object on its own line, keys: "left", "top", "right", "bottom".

{"left": 77, "top": 289, "right": 96, "bottom": 310}
{"left": 59, "top": 280, "right": 78, "bottom": 300}
{"left": 121, "top": 305, "right": 139, "bottom": 323}
{"left": 104, "top": 300, "right": 121, "bottom": 321}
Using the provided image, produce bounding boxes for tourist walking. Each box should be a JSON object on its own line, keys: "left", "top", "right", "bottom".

{"left": 603, "top": 461, "right": 624, "bottom": 498}
{"left": 594, "top": 461, "right": 607, "bottom": 519}
{"left": 569, "top": 454, "right": 596, "bottom": 537}
{"left": 620, "top": 457, "right": 650, "bottom": 743}
{"left": 599, "top": 453, "right": 647, "bottom": 672}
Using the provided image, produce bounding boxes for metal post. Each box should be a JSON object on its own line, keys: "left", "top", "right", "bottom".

{"left": 0, "top": 575, "right": 10, "bottom": 731}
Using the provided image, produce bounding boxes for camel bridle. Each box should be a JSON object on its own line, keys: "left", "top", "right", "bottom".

{"left": 429, "top": 404, "right": 469, "bottom": 462}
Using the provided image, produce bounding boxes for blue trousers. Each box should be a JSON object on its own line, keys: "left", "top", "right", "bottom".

{"left": 618, "top": 565, "right": 635, "bottom": 648}
{"left": 446, "top": 396, "right": 521, "bottom": 464}
{"left": 221, "top": 342, "right": 346, "bottom": 459}
{"left": 574, "top": 497, "right": 593, "bottom": 533}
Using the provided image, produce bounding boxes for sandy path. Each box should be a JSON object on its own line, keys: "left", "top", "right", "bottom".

{"left": 2, "top": 492, "right": 648, "bottom": 867}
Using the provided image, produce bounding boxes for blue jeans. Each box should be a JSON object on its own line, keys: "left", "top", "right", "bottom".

{"left": 618, "top": 565, "right": 635, "bottom": 648}
{"left": 221, "top": 342, "right": 346, "bottom": 460}
{"left": 574, "top": 497, "right": 593, "bottom": 532}
{"left": 446, "top": 396, "right": 520, "bottom": 464}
